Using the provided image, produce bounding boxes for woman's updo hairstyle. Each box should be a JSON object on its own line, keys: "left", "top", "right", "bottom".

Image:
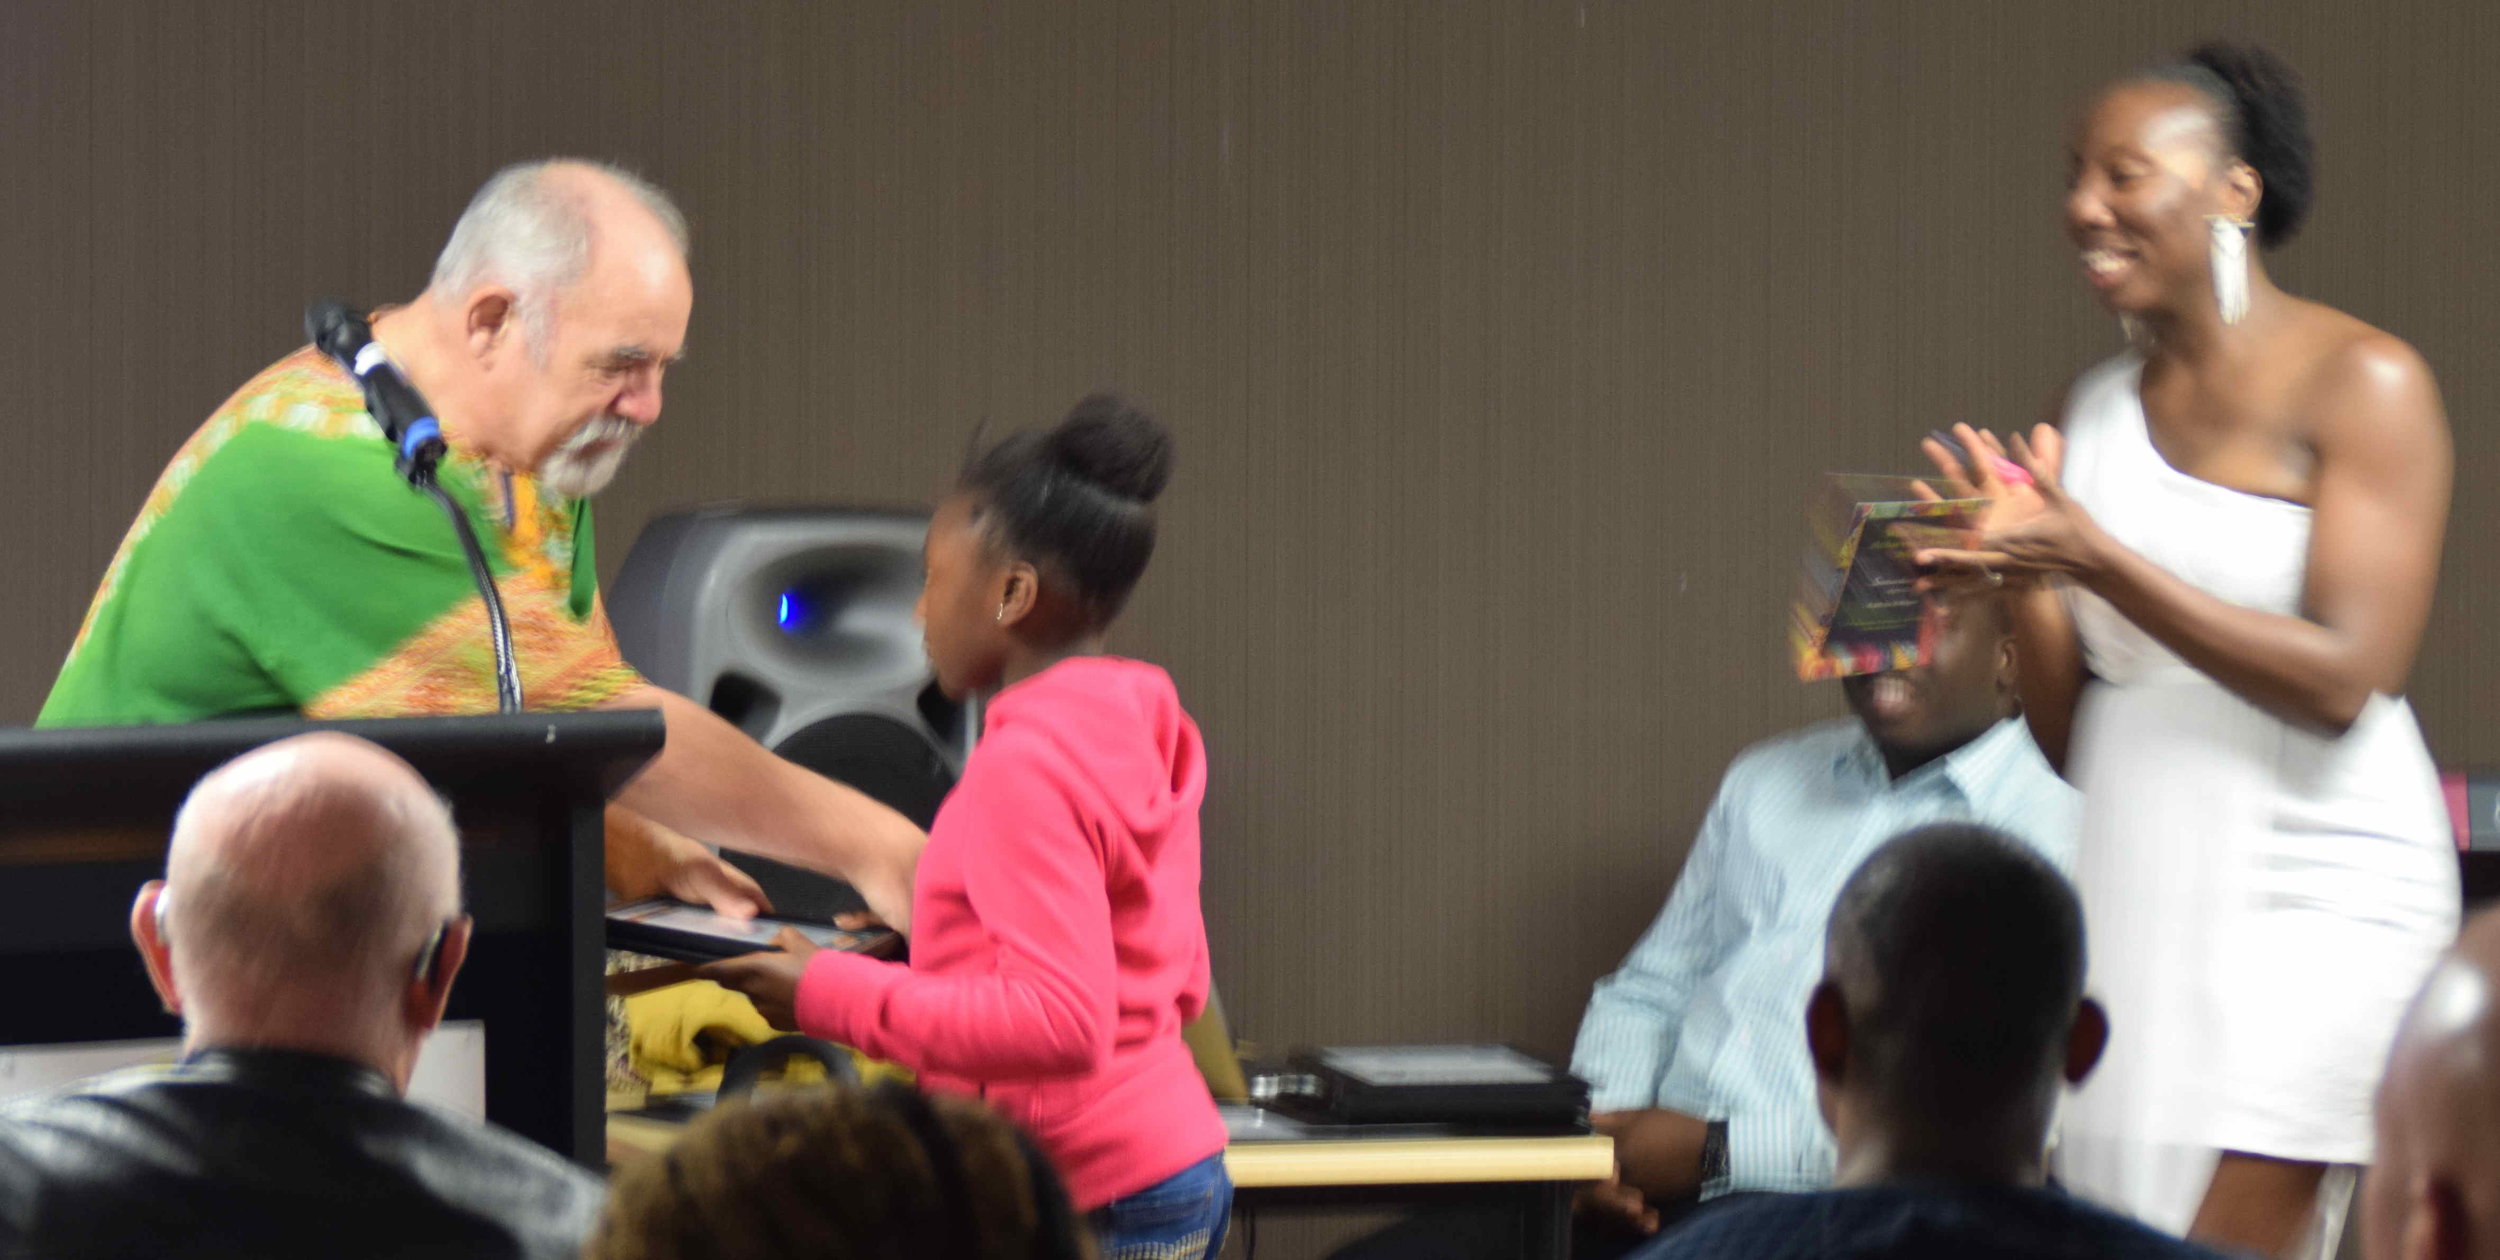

{"left": 961, "top": 393, "right": 1173, "bottom": 623}
{"left": 2143, "top": 40, "right": 2314, "bottom": 248}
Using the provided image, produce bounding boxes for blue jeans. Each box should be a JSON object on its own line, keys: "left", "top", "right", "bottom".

{"left": 1090, "top": 1152, "right": 1232, "bottom": 1260}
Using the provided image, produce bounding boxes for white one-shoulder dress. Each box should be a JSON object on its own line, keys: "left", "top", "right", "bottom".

{"left": 2051, "top": 354, "right": 2459, "bottom": 1235}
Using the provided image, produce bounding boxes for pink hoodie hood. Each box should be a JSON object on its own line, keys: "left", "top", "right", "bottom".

{"left": 984, "top": 656, "right": 1207, "bottom": 849}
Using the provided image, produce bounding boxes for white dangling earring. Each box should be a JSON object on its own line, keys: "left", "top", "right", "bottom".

{"left": 2207, "top": 215, "right": 2253, "bottom": 325}
{"left": 2119, "top": 314, "right": 2151, "bottom": 350}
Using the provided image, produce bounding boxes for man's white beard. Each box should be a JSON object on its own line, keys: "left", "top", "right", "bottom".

{"left": 539, "top": 415, "right": 639, "bottom": 499}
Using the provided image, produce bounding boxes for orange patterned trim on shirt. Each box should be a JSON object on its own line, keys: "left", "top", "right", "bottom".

{"left": 305, "top": 580, "right": 646, "bottom": 720}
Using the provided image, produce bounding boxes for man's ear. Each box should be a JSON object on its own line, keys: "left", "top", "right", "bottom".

{"left": 996, "top": 561, "right": 1043, "bottom": 630}
{"left": 462, "top": 287, "right": 522, "bottom": 360}
{"left": 1996, "top": 633, "right": 2019, "bottom": 705}
{"left": 404, "top": 915, "right": 473, "bottom": 1035}
{"left": 2065, "top": 996, "right": 2110, "bottom": 1085}
{"left": 1806, "top": 981, "right": 1850, "bottom": 1086}
{"left": 128, "top": 880, "right": 181, "bottom": 1016}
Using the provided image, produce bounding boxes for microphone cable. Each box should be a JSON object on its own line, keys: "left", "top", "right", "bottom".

{"left": 306, "top": 300, "right": 523, "bottom": 714}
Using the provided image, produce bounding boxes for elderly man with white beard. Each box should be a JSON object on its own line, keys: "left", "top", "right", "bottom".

{"left": 38, "top": 159, "right": 924, "bottom": 928}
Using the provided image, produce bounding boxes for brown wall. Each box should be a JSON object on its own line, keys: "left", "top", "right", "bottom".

{"left": 3, "top": 0, "right": 2494, "bottom": 1103}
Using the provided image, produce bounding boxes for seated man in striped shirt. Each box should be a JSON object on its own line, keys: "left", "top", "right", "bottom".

{"left": 1572, "top": 593, "right": 2077, "bottom": 1244}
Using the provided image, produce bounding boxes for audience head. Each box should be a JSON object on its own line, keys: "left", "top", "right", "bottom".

{"left": 591, "top": 1081, "right": 1093, "bottom": 1260}
{"left": 1840, "top": 593, "right": 2015, "bottom": 779}
{"left": 1808, "top": 824, "right": 2106, "bottom": 1185}
{"left": 421, "top": 158, "right": 692, "bottom": 495}
{"left": 131, "top": 732, "right": 471, "bottom": 1092}
{"left": 2363, "top": 909, "right": 2500, "bottom": 1260}
{"left": 919, "top": 394, "right": 1173, "bottom": 698}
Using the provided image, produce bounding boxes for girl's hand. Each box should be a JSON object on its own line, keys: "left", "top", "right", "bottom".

{"left": 695, "top": 927, "right": 822, "bottom": 1032}
{"left": 1915, "top": 426, "right": 2105, "bottom": 582}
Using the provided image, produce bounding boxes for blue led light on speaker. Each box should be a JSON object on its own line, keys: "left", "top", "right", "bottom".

{"left": 777, "top": 590, "right": 808, "bottom": 633}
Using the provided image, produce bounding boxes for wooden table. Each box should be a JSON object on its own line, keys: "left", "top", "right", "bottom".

{"left": 610, "top": 1111, "right": 1613, "bottom": 1259}
{"left": 1224, "top": 1131, "right": 1614, "bottom": 1260}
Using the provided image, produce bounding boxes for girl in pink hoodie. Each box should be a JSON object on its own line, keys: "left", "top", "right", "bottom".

{"left": 705, "top": 396, "right": 1230, "bottom": 1260}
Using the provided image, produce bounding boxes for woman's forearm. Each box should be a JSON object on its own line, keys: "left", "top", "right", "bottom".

{"left": 2078, "top": 535, "right": 2380, "bottom": 734}
{"left": 2005, "top": 583, "right": 2085, "bottom": 774}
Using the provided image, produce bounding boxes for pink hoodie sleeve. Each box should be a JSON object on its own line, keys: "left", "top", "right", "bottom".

{"left": 793, "top": 731, "right": 1118, "bottom": 1079}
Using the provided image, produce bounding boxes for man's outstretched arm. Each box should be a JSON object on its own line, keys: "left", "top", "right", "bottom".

{"left": 601, "top": 684, "right": 926, "bottom": 930}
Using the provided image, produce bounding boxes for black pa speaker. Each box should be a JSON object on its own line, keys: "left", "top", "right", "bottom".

{"left": 608, "top": 506, "right": 976, "bottom": 920}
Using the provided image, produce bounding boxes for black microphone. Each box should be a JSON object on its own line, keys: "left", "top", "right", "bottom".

{"left": 304, "top": 299, "right": 447, "bottom": 484}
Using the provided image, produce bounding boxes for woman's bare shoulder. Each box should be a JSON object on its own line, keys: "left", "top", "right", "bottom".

{"left": 2266, "top": 304, "right": 2437, "bottom": 446}
{"left": 2288, "top": 301, "right": 2435, "bottom": 401}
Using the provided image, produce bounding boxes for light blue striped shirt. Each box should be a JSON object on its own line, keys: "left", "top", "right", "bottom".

{"left": 1569, "top": 716, "right": 2079, "bottom": 1196}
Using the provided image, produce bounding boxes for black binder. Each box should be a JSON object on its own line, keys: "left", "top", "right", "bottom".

{"left": 1271, "top": 1044, "right": 1590, "bottom": 1131}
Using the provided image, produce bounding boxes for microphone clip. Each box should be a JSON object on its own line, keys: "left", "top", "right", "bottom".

{"left": 346, "top": 341, "right": 448, "bottom": 484}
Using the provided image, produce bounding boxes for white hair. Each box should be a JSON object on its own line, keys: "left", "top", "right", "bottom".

{"left": 427, "top": 158, "right": 689, "bottom": 355}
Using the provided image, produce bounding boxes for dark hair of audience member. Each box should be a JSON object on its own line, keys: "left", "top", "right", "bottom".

{"left": 2137, "top": 39, "right": 2313, "bottom": 247}
{"left": 590, "top": 1082, "right": 1094, "bottom": 1260}
{"left": 959, "top": 393, "right": 1173, "bottom": 624}
{"left": 1824, "top": 823, "right": 2087, "bottom": 1132}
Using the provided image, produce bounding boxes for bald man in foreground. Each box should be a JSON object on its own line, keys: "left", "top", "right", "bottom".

{"left": 0, "top": 734, "right": 602, "bottom": 1260}
{"left": 2364, "top": 908, "right": 2500, "bottom": 1260}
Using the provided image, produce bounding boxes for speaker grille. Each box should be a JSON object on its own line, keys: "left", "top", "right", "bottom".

{"left": 723, "top": 712, "right": 961, "bottom": 922}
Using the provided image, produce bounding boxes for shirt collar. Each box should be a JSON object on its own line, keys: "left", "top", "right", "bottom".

{"left": 1835, "top": 716, "right": 2032, "bottom": 802}
{"left": 175, "top": 1047, "right": 398, "bottom": 1101}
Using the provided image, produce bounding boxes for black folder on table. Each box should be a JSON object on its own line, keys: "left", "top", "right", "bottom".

{"left": 1260, "top": 1044, "right": 1589, "bottom": 1131}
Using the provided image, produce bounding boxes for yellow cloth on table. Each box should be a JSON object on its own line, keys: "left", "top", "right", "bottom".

{"left": 623, "top": 981, "right": 909, "bottom": 1096}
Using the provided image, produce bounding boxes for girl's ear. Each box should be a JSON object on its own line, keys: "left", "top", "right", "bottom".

{"left": 996, "top": 561, "right": 1043, "bottom": 628}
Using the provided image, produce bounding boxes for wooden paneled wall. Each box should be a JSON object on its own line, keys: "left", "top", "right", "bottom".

{"left": 2, "top": 0, "right": 2492, "bottom": 1176}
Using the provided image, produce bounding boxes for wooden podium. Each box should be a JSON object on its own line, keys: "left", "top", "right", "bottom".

{"left": 0, "top": 710, "right": 664, "bottom": 1163}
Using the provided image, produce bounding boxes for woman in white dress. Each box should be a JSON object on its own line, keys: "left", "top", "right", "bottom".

{"left": 1914, "top": 42, "right": 2459, "bottom": 1258}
